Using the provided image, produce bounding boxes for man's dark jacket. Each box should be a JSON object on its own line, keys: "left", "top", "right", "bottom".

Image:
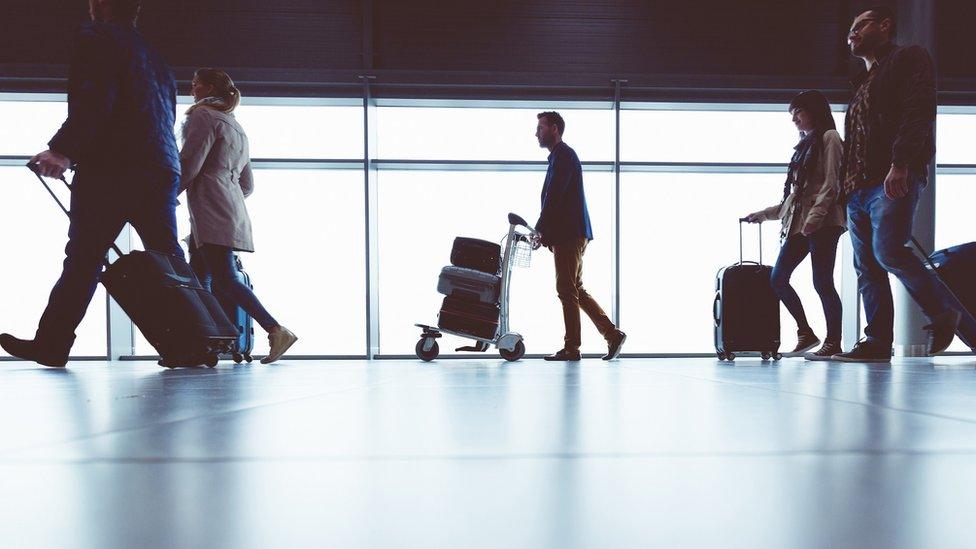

{"left": 844, "top": 42, "right": 936, "bottom": 183}
{"left": 48, "top": 22, "right": 180, "bottom": 182}
{"left": 535, "top": 141, "right": 593, "bottom": 246}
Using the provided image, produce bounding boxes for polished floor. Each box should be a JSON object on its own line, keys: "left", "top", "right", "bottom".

{"left": 1, "top": 356, "right": 975, "bottom": 549}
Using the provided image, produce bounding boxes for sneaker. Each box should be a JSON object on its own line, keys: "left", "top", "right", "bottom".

{"left": 788, "top": 329, "right": 821, "bottom": 356}
{"left": 0, "top": 333, "right": 72, "bottom": 368}
{"left": 925, "top": 309, "right": 961, "bottom": 355}
{"left": 831, "top": 339, "right": 892, "bottom": 363}
{"left": 261, "top": 326, "right": 298, "bottom": 364}
{"left": 804, "top": 340, "right": 842, "bottom": 361}
{"left": 602, "top": 330, "right": 627, "bottom": 360}
{"left": 544, "top": 349, "right": 582, "bottom": 361}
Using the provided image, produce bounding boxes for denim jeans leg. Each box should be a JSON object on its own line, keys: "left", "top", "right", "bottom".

{"left": 809, "top": 227, "right": 844, "bottom": 342}
{"left": 848, "top": 186, "right": 894, "bottom": 345}
{"left": 770, "top": 235, "right": 811, "bottom": 332}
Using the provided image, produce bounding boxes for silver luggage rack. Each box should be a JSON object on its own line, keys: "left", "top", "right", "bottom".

{"left": 414, "top": 212, "right": 539, "bottom": 362}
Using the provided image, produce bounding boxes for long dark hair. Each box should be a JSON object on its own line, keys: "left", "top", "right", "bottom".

{"left": 788, "top": 90, "right": 835, "bottom": 135}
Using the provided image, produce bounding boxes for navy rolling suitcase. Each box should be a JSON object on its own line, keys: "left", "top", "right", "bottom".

{"left": 219, "top": 254, "right": 255, "bottom": 363}
{"left": 912, "top": 239, "right": 976, "bottom": 351}
{"left": 30, "top": 166, "right": 239, "bottom": 368}
{"left": 714, "top": 220, "right": 782, "bottom": 361}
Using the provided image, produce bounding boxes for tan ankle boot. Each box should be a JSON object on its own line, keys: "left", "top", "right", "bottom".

{"left": 262, "top": 326, "right": 298, "bottom": 364}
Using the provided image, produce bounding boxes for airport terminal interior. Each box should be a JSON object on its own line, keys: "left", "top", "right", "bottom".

{"left": 1, "top": 1, "right": 974, "bottom": 547}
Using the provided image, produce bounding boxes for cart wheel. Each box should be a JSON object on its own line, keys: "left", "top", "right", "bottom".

{"left": 415, "top": 339, "right": 439, "bottom": 362}
{"left": 206, "top": 355, "right": 219, "bottom": 368}
{"left": 761, "top": 352, "right": 771, "bottom": 361}
{"left": 233, "top": 353, "right": 244, "bottom": 364}
{"left": 244, "top": 353, "right": 253, "bottom": 364}
{"left": 727, "top": 353, "right": 736, "bottom": 361}
{"left": 773, "top": 353, "right": 783, "bottom": 361}
{"left": 499, "top": 340, "right": 526, "bottom": 362}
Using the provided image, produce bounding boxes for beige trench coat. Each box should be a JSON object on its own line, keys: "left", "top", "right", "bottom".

{"left": 756, "top": 129, "right": 847, "bottom": 238}
{"left": 179, "top": 106, "right": 255, "bottom": 252}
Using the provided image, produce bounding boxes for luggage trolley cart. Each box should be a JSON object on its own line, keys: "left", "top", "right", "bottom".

{"left": 415, "top": 213, "right": 538, "bottom": 362}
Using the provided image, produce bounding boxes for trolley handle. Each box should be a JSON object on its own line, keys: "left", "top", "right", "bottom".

{"left": 737, "top": 217, "right": 763, "bottom": 265}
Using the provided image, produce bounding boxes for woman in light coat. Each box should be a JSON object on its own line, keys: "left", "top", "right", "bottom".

{"left": 180, "top": 68, "right": 297, "bottom": 364}
{"left": 744, "top": 90, "right": 846, "bottom": 360}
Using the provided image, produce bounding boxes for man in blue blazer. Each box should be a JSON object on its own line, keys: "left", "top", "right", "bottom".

{"left": 1, "top": 0, "right": 184, "bottom": 367}
{"left": 534, "top": 112, "right": 626, "bottom": 361}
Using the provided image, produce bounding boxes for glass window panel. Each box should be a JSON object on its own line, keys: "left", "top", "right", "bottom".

{"left": 620, "top": 108, "right": 846, "bottom": 163}
{"left": 935, "top": 174, "right": 975, "bottom": 353}
{"left": 620, "top": 172, "right": 844, "bottom": 353}
{"left": 377, "top": 170, "right": 613, "bottom": 355}
{"left": 936, "top": 114, "right": 976, "bottom": 166}
{"left": 377, "top": 107, "right": 613, "bottom": 161}
{"left": 232, "top": 104, "right": 364, "bottom": 159}
{"left": 133, "top": 169, "right": 366, "bottom": 356}
{"left": 0, "top": 100, "right": 68, "bottom": 156}
{"left": 0, "top": 167, "right": 107, "bottom": 357}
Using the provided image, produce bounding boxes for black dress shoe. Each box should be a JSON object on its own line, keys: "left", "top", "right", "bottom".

{"left": 925, "top": 310, "right": 961, "bottom": 355}
{"left": 544, "top": 349, "right": 581, "bottom": 361}
{"left": 0, "top": 333, "right": 70, "bottom": 368}
{"left": 602, "top": 330, "right": 627, "bottom": 360}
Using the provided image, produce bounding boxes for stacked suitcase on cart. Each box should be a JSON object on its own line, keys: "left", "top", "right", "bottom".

{"left": 436, "top": 237, "right": 503, "bottom": 340}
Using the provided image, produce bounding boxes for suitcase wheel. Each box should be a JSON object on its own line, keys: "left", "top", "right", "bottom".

{"left": 499, "top": 340, "right": 525, "bottom": 362}
{"left": 206, "top": 354, "right": 219, "bottom": 368}
{"left": 773, "top": 353, "right": 782, "bottom": 361}
{"left": 761, "top": 352, "right": 771, "bottom": 361}
{"left": 233, "top": 353, "right": 244, "bottom": 364}
{"left": 416, "top": 339, "right": 440, "bottom": 362}
{"left": 717, "top": 352, "right": 735, "bottom": 362}
{"left": 244, "top": 353, "right": 253, "bottom": 364}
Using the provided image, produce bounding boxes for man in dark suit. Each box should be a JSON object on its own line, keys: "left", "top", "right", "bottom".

{"left": 1, "top": 0, "right": 184, "bottom": 367}
{"left": 534, "top": 111, "right": 626, "bottom": 361}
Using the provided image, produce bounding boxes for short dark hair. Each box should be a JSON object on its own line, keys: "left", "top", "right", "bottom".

{"left": 863, "top": 5, "right": 896, "bottom": 37}
{"left": 537, "top": 111, "right": 565, "bottom": 136}
{"left": 788, "top": 90, "right": 836, "bottom": 134}
{"left": 108, "top": 0, "right": 142, "bottom": 22}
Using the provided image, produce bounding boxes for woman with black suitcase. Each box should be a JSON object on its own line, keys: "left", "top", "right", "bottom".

{"left": 744, "top": 90, "right": 846, "bottom": 360}
{"left": 180, "top": 68, "right": 298, "bottom": 364}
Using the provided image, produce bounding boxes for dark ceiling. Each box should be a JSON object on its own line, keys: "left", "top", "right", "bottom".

{"left": 0, "top": 0, "right": 970, "bottom": 102}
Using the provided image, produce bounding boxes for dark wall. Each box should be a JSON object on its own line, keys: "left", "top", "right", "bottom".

{"left": 0, "top": 0, "right": 970, "bottom": 102}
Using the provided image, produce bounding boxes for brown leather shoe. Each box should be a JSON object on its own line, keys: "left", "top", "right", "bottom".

{"left": 543, "top": 349, "right": 581, "bottom": 361}
{"left": 261, "top": 326, "right": 298, "bottom": 364}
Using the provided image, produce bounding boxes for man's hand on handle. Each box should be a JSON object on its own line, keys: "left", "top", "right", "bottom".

{"left": 742, "top": 212, "right": 764, "bottom": 224}
{"left": 29, "top": 150, "right": 72, "bottom": 179}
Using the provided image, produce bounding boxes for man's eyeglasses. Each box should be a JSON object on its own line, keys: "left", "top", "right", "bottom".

{"left": 848, "top": 17, "right": 878, "bottom": 37}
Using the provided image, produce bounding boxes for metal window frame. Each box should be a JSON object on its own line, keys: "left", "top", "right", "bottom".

{"left": 2, "top": 94, "right": 975, "bottom": 360}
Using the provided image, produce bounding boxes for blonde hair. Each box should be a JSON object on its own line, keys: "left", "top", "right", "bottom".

{"left": 190, "top": 68, "right": 241, "bottom": 113}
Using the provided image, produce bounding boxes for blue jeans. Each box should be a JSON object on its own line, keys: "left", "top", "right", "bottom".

{"left": 770, "top": 226, "right": 844, "bottom": 342}
{"left": 189, "top": 244, "right": 278, "bottom": 332}
{"left": 36, "top": 171, "right": 184, "bottom": 346}
{"left": 847, "top": 177, "right": 950, "bottom": 345}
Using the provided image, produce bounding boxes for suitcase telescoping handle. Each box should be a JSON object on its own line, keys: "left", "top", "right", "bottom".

{"left": 27, "top": 162, "right": 124, "bottom": 259}
{"left": 737, "top": 218, "right": 762, "bottom": 266}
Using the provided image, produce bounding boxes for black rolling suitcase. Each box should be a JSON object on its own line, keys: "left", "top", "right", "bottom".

{"left": 30, "top": 166, "right": 239, "bottom": 368}
{"left": 437, "top": 295, "right": 500, "bottom": 340}
{"left": 912, "top": 239, "right": 976, "bottom": 351}
{"left": 450, "top": 237, "right": 501, "bottom": 274}
{"left": 713, "top": 220, "right": 781, "bottom": 361}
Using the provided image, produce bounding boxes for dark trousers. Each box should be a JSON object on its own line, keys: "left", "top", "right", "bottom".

{"left": 770, "top": 226, "right": 844, "bottom": 342}
{"left": 189, "top": 244, "right": 278, "bottom": 332}
{"left": 847, "top": 177, "right": 951, "bottom": 345}
{"left": 36, "top": 172, "right": 183, "bottom": 348}
{"left": 552, "top": 237, "right": 616, "bottom": 352}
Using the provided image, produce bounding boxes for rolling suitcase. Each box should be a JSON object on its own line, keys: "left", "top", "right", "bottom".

{"left": 912, "top": 239, "right": 976, "bottom": 351}
{"left": 437, "top": 265, "right": 501, "bottom": 303}
{"left": 437, "top": 295, "right": 500, "bottom": 340}
{"left": 30, "top": 166, "right": 239, "bottom": 368}
{"left": 713, "top": 220, "right": 781, "bottom": 361}
{"left": 450, "top": 237, "right": 501, "bottom": 274}
{"left": 219, "top": 254, "right": 255, "bottom": 363}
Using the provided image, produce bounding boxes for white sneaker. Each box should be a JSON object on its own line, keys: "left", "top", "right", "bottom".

{"left": 262, "top": 326, "right": 298, "bottom": 364}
